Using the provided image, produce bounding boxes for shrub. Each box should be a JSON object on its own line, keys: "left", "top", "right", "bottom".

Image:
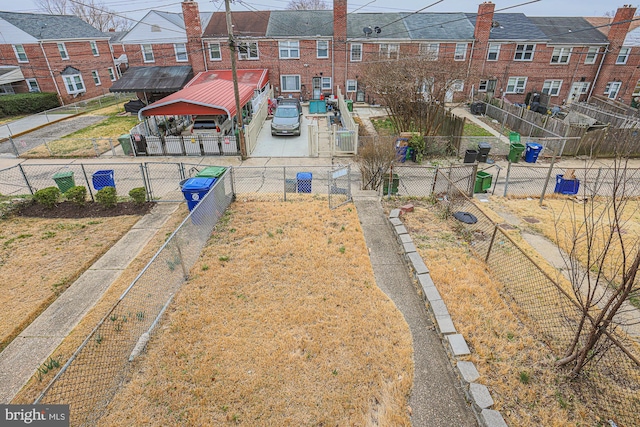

{"left": 0, "top": 93, "right": 60, "bottom": 117}
{"left": 65, "top": 186, "right": 87, "bottom": 206}
{"left": 95, "top": 186, "right": 117, "bottom": 208}
{"left": 34, "top": 187, "right": 60, "bottom": 208}
{"left": 128, "top": 187, "right": 147, "bottom": 205}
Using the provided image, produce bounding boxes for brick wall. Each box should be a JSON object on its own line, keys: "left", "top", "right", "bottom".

{"left": 182, "top": 0, "right": 206, "bottom": 73}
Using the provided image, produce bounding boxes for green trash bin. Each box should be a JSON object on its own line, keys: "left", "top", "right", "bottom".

{"left": 346, "top": 99, "right": 353, "bottom": 112}
{"left": 53, "top": 170, "right": 75, "bottom": 193}
{"left": 383, "top": 173, "right": 399, "bottom": 195}
{"left": 507, "top": 143, "right": 525, "bottom": 163}
{"left": 117, "top": 134, "right": 133, "bottom": 156}
{"left": 509, "top": 132, "right": 521, "bottom": 143}
{"left": 474, "top": 171, "right": 492, "bottom": 193}
{"left": 196, "top": 166, "right": 227, "bottom": 178}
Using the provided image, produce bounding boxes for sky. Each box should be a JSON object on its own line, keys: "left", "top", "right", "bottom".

{"left": 0, "top": 0, "right": 631, "bottom": 25}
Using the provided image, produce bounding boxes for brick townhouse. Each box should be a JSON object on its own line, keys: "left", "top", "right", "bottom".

{"left": 0, "top": 11, "right": 118, "bottom": 104}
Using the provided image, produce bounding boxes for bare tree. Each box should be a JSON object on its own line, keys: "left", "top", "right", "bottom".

{"left": 555, "top": 131, "right": 640, "bottom": 375}
{"left": 286, "top": 0, "right": 329, "bottom": 10}
{"left": 36, "top": 0, "right": 132, "bottom": 31}
{"left": 357, "top": 135, "right": 397, "bottom": 191}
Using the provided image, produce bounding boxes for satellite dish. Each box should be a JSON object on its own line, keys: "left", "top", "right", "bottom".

{"left": 374, "top": 26, "right": 381, "bottom": 34}
{"left": 363, "top": 26, "right": 372, "bottom": 36}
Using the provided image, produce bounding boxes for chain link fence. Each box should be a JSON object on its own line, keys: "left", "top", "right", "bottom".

{"left": 380, "top": 164, "right": 476, "bottom": 198}
{"left": 436, "top": 171, "right": 640, "bottom": 426}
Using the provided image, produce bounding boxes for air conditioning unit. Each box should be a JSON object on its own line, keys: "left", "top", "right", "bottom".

{"left": 516, "top": 88, "right": 525, "bottom": 94}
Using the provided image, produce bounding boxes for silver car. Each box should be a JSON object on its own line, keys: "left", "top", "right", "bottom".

{"left": 271, "top": 104, "right": 301, "bottom": 136}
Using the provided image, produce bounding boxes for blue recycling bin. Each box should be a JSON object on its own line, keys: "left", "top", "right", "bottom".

{"left": 181, "top": 177, "right": 216, "bottom": 211}
{"left": 92, "top": 169, "right": 115, "bottom": 190}
{"left": 554, "top": 174, "right": 580, "bottom": 195}
{"left": 296, "top": 172, "right": 312, "bottom": 193}
{"left": 525, "top": 143, "right": 543, "bottom": 163}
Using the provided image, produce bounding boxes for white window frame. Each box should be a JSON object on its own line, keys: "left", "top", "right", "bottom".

{"left": 617, "top": 47, "right": 631, "bottom": 64}
{"left": 13, "top": 44, "right": 28, "bottom": 63}
{"left": 379, "top": 43, "right": 399, "bottom": 59}
{"left": 454, "top": 43, "right": 467, "bottom": 61}
{"left": 208, "top": 42, "right": 222, "bottom": 61}
{"left": 605, "top": 81, "right": 622, "bottom": 99}
{"left": 91, "top": 70, "right": 101, "bottom": 86}
{"left": 346, "top": 79, "right": 357, "bottom": 92}
{"left": 506, "top": 76, "right": 527, "bottom": 93}
{"left": 350, "top": 43, "right": 362, "bottom": 62}
{"left": 26, "top": 78, "right": 40, "bottom": 92}
{"left": 174, "top": 43, "right": 188, "bottom": 62}
{"left": 280, "top": 74, "right": 301, "bottom": 92}
{"left": 321, "top": 76, "right": 332, "bottom": 90}
{"left": 141, "top": 44, "right": 154, "bottom": 63}
{"left": 57, "top": 43, "right": 69, "bottom": 60}
{"left": 63, "top": 74, "right": 85, "bottom": 95}
{"left": 551, "top": 47, "right": 572, "bottom": 64}
{"left": 317, "top": 40, "right": 329, "bottom": 59}
{"left": 585, "top": 47, "right": 598, "bottom": 64}
{"left": 107, "top": 67, "right": 116, "bottom": 81}
{"left": 487, "top": 43, "right": 500, "bottom": 61}
{"left": 452, "top": 79, "right": 464, "bottom": 92}
{"left": 279, "top": 41, "right": 300, "bottom": 59}
{"left": 633, "top": 79, "right": 640, "bottom": 97}
{"left": 478, "top": 80, "right": 488, "bottom": 92}
{"left": 514, "top": 44, "right": 535, "bottom": 61}
{"left": 419, "top": 43, "right": 439, "bottom": 60}
{"left": 90, "top": 41, "right": 99, "bottom": 56}
{"left": 238, "top": 41, "right": 259, "bottom": 60}
{"left": 542, "top": 80, "right": 562, "bottom": 96}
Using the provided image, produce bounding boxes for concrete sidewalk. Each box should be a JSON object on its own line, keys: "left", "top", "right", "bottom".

{"left": 0, "top": 202, "right": 180, "bottom": 403}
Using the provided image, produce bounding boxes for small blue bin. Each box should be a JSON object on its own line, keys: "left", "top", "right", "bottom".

{"left": 296, "top": 172, "right": 312, "bottom": 193}
{"left": 554, "top": 174, "right": 580, "bottom": 195}
{"left": 92, "top": 169, "right": 115, "bottom": 190}
{"left": 396, "top": 146, "right": 408, "bottom": 163}
{"left": 181, "top": 177, "right": 216, "bottom": 211}
{"left": 525, "top": 143, "right": 543, "bottom": 163}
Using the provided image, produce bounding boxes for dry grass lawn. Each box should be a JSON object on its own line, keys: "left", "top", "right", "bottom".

{"left": 100, "top": 199, "right": 413, "bottom": 426}
{"left": 0, "top": 215, "right": 140, "bottom": 351}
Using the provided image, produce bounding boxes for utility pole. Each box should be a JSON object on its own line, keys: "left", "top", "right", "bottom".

{"left": 225, "top": 0, "right": 247, "bottom": 159}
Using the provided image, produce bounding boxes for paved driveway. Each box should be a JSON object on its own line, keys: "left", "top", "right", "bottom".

{"left": 250, "top": 111, "right": 310, "bottom": 157}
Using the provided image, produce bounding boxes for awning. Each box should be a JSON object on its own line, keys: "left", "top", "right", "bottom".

{"left": 0, "top": 66, "right": 25, "bottom": 86}
{"left": 186, "top": 69, "right": 269, "bottom": 90}
{"left": 109, "top": 66, "right": 193, "bottom": 93}
{"left": 138, "top": 79, "right": 256, "bottom": 118}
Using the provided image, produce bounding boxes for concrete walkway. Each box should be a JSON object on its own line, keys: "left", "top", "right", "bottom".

{"left": 0, "top": 202, "right": 180, "bottom": 403}
{"left": 353, "top": 192, "right": 477, "bottom": 427}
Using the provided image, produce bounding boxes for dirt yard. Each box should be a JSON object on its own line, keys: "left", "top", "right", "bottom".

{"left": 99, "top": 199, "right": 414, "bottom": 426}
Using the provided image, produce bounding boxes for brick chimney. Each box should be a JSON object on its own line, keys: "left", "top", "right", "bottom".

{"left": 182, "top": 0, "right": 206, "bottom": 73}
{"left": 608, "top": 5, "right": 636, "bottom": 50}
{"left": 474, "top": 2, "right": 495, "bottom": 45}
{"left": 333, "top": 0, "right": 348, "bottom": 93}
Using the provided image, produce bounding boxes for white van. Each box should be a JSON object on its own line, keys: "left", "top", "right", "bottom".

{"left": 185, "top": 115, "right": 234, "bottom": 136}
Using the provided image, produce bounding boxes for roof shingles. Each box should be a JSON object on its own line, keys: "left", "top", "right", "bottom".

{"left": 0, "top": 11, "right": 107, "bottom": 40}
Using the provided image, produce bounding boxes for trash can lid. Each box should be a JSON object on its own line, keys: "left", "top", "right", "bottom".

{"left": 53, "top": 171, "right": 74, "bottom": 178}
{"left": 478, "top": 142, "right": 492, "bottom": 148}
{"left": 196, "top": 166, "right": 227, "bottom": 178}
{"left": 296, "top": 172, "right": 312, "bottom": 180}
{"left": 182, "top": 177, "right": 216, "bottom": 191}
{"left": 453, "top": 211, "right": 478, "bottom": 224}
{"left": 93, "top": 169, "right": 114, "bottom": 175}
{"left": 526, "top": 142, "right": 543, "bottom": 149}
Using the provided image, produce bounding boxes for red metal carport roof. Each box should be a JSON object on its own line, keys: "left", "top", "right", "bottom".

{"left": 186, "top": 69, "right": 269, "bottom": 90}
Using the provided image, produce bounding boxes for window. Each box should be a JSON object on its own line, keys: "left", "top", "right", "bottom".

{"left": 174, "top": 43, "right": 188, "bottom": 62}
{"left": 379, "top": 43, "right": 399, "bottom": 59}
{"left": 317, "top": 40, "right": 328, "bottom": 58}
{"left": 350, "top": 43, "right": 362, "bottom": 62}
{"left": 238, "top": 41, "right": 258, "bottom": 60}
{"left": 280, "top": 75, "right": 300, "bottom": 92}
{"left": 419, "top": 43, "right": 439, "bottom": 60}
{"left": 57, "top": 43, "right": 69, "bottom": 60}
{"left": 13, "top": 45, "right": 27, "bottom": 62}
{"left": 321, "top": 77, "right": 332, "bottom": 90}
{"left": 208, "top": 43, "right": 222, "bottom": 61}
{"left": 487, "top": 43, "right": 500, "bottom": 61}
{"left": 514, "top": 44, "right": 535, "bottom": 61}
{"left": 141, "top": 44, "right": 154, "bottom": 62}
{"left": 633, "top": 79, "right": 640, "bottom": 97}
{"left": 506, "top": 76, "right": 527, "bottom": 93}
{"left": 63, "top": 74, "right": 85, "bottom": 95}
{"left": 107, "top": 67, "right": 116, "bottom": 81}
{"left": 90, "top": 41, "right": 99, "bottom": 56}
{"left": 454, "top": 43, "right": 467, "bottom": 61}
{"left": 585, "top": 47, "right": 599, "bottom": 64}
{"left": 605, "top": 82, "right": 622, "bottom": 99}
{"left": 617, "top": 47, "right": 631, "bottom": 64}
{"left": 91, "top": 70, "right": 101, "bottom": 86}
{"left": 26, "top": 79, "right": 40, "bottom": 92}
{"left": 542, "top": 80, "right": 562, "bottom": 96}
{"left": 479, "top": 80, "right": 488, "bottom": 92}
{"left": 452, "top": 80, "right": 464, "bottom": 92}
{"left": 279, "top": 41, "right": 300, "bottom": 59}
{"left": 551, "top": 47, "right": 571, "bottom": 64}
{"left": 346, "top": 79, "right": 357, "bottom": 92}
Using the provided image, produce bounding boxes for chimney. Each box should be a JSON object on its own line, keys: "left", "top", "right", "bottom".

{"left": 182, "top": 0, "right": 206, "bottom": 73}
{"left": 333, "top": 0, "right": 347, "bottom": 93}
{"left": 333, "top": 0, "right": 347, "bottom": 43}
{"left": 474, "top": 2, "right": 495, "bottom": 45}
{"left": 608, "top": 5, "right": 636, "bottom": 50}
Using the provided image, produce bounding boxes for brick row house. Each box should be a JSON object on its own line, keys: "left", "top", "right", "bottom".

{"left": 0, "top": 11, "right": 119, "bottom": 104}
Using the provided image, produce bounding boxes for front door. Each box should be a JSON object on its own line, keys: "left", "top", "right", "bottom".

{"left": 312, "top": 77, "right": 322, "bottom": 100}
{"left": 568, "top": 82, "right": 590, "bottom": 104}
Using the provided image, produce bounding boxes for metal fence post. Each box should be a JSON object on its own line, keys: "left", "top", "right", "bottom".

{"left": 92, "top": 138, "right": 100, "bottom": 157}
{"left": 109, "top": 138, "right": 116, "bottom": 156}
{"left": 8, "top": 137, "right": 19, "bottom": 156}
{"left": 17, "top": 164, "right": 34, "bottom": 195}
{"left": 140, "top": 163, "right": 151, "bottom": 201}
{"left": 283, "top": 166, "right": 287, "bottom": 201}
{"left": 431, "top": 165, "right": 439, "bottom": 195}
{"left": 470, "top": 163, "right": 478, "bottom": 197}
{"left": 539, "top": 149, "right": 557, "bottom": 206}
{"left": 593, "top": 167, "right": 602, "bottom": 198}
{"left": 485, "top": 225, "right": 499, "bottom": 263}
{"left": 80, "top": 164, "right": 95, "bottom": 202}
{"left": 503, "top": 162, "right": 512, "bottom": 197}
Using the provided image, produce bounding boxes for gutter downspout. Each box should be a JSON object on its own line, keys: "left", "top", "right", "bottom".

{"left": 588, "top": 45, "right": 608, "bottom": 101}
{"left": 201, "top": 39, "right": 208, "bottom": 71}
{"left": 466, "top": 39, "right": 475, "bottom": 78}
{"left": 331, "top": 37, "right": 335, "bottom": 94}
{"left": 40, "top": 41, "right": 63, "bottom": 105}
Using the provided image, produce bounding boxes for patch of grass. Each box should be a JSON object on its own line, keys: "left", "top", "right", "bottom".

{"left": 218, "top": 255, "right": 229, "bottom": 262}
{"left": 519, "top": 371, "right": 531, "bottom": 384}
{"left": 463, "top": 121, "right": 495, "bottom": 137}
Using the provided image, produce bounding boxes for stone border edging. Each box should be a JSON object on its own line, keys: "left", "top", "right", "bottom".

{"left": 389, "top": 207, "right": 508, "bottom": 427}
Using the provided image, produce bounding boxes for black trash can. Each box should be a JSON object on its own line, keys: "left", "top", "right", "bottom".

{"left": 477, "top": 142, "right": 492, "bottom": 162}
{"left": 463, "top": 149, "right": 478, "bottom": 163}
{"left": 132, "top": 134, "right": 147, "bottom": 155}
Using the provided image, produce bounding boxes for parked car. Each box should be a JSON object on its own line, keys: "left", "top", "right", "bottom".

{"left": 271, "top": 104, "right": 301, "bottom": 136}
{"left": 277, "top": 97, "right": 302, "bottom": 115}
{"left": 184, "top": 115, "right": 233, "bottom": 136}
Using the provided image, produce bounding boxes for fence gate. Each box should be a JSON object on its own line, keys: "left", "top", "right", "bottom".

{"left": 328, "top": 165, "right": 352, "bottom": 209}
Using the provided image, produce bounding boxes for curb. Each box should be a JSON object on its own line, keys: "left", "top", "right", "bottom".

{"left": 389, "top": 207, "right": 509, "bottom": 427}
